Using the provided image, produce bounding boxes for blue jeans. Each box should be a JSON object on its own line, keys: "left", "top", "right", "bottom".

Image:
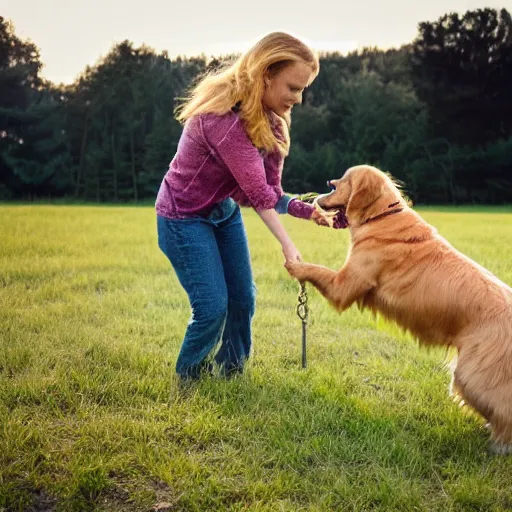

{"left": 157, "top": 199, "right": 256, "bottom": 378}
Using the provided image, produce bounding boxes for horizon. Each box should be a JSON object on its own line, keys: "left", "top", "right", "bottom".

{"left": 3, "top": 0, "right": 509, "bottom": 84}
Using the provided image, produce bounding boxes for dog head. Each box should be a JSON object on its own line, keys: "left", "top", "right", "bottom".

{"left": 315, "top": 165, "right": 408, "bottom": 228}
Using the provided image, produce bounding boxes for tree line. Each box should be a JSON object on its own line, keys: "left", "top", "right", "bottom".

{"left": 1, "top": 8, "right": 511, "bottom": 204}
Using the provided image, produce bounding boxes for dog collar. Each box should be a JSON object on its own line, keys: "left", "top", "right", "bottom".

{"left": 362, "top": 204, "right": 403, "bottom": 225}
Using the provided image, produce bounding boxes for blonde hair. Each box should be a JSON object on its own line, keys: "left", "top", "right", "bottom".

{"left": 175, "top": 32, "right": 319, "bottom": 156}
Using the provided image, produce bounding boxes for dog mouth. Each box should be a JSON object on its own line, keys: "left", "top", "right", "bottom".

{"left": 332, "top": 207, "right": 349, "bottom": 229}
{"left": 313, "top": 198, "right": 349, "bottom": 229}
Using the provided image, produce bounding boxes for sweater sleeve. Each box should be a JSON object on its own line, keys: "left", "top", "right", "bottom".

{"left": 287, "top": 198, "right": 314, "bottom": 219}
{"left": 201, "top": 114, "right": 280, "bottom": 211}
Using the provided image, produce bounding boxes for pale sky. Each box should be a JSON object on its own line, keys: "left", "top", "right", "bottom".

{"left": 2, "top": 0, "right": 510, "bottom": 84}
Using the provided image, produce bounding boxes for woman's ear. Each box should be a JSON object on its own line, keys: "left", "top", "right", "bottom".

{"left": 263, "top": 67, "right": 275, "bottom": 88}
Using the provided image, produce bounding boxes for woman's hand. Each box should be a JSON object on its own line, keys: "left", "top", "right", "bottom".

{"left": 311, "top": 209, "right": 330, "bottom": 227}
{"left": 282, "top": 241, "right": 302, "bottom": 263}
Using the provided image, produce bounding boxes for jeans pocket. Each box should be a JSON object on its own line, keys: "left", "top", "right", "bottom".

{"left": 208, "top": 198, "right": 238, "bottom": 224}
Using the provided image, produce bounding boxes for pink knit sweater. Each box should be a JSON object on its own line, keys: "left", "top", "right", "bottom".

{"left": 155, "top": 110, "right": 314, "bottom": 220}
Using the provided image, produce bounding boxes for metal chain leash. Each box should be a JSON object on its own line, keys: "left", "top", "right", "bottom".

{"left": 293, "top": 190, "right": 322, "bottom": 369}
{"left": 296, "top": 282, "right": 309, "bottom": 368}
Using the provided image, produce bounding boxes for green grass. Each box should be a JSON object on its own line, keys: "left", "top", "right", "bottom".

{"left": 1, "top": 205, "right": 511, "bottom": 511}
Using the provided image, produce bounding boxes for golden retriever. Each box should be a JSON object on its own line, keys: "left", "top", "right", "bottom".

{"left": 285, "top": 164, "right": 512, "bottom": 454}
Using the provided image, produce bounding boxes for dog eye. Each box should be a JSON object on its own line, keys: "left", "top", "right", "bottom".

{"left": 327, "top": 181, "right": 336, "bottom": 191}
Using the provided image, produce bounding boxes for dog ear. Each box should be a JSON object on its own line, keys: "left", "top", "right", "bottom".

{"left": 346, "top": 172, "right": 383, "bottom": 221}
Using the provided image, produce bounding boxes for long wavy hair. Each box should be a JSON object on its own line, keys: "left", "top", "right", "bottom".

{"left": 175, "top": 32, "right": 319, "bottom": 156}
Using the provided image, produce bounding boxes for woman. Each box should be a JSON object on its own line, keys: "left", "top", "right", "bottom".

{"left": 156, "top": 32, "right": 327, "bottom": 381}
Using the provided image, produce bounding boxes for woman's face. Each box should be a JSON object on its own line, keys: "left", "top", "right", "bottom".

{"left": 262, "top": 61, "right": 314, "bottom": 117}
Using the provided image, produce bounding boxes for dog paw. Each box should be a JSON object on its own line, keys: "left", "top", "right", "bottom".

{"left": 284, "top": 261, "right": 306, "bottom": 281}
{"left": 488, "top": 441, "right": 512, "bottom": 455}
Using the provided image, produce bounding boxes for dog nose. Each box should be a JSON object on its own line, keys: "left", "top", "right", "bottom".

{"left": 327, "top": 181, "right": 336, "bottom": 191}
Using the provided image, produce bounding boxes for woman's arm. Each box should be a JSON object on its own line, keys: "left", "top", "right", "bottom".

{"left": 256, "top": 209, "right": 301, "bottom": 263}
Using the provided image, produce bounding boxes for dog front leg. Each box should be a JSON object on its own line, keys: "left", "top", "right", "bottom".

{"left": 286, "top": 262, "right": 373, "bottom": 312}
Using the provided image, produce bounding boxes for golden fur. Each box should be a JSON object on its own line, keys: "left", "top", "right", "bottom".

{"left": 286, "top": 165, "right": 512, "bottom": 453}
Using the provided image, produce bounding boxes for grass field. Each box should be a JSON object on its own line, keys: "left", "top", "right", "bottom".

{"left": 1, "top": 204, "right": 511, "bottom": 511}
